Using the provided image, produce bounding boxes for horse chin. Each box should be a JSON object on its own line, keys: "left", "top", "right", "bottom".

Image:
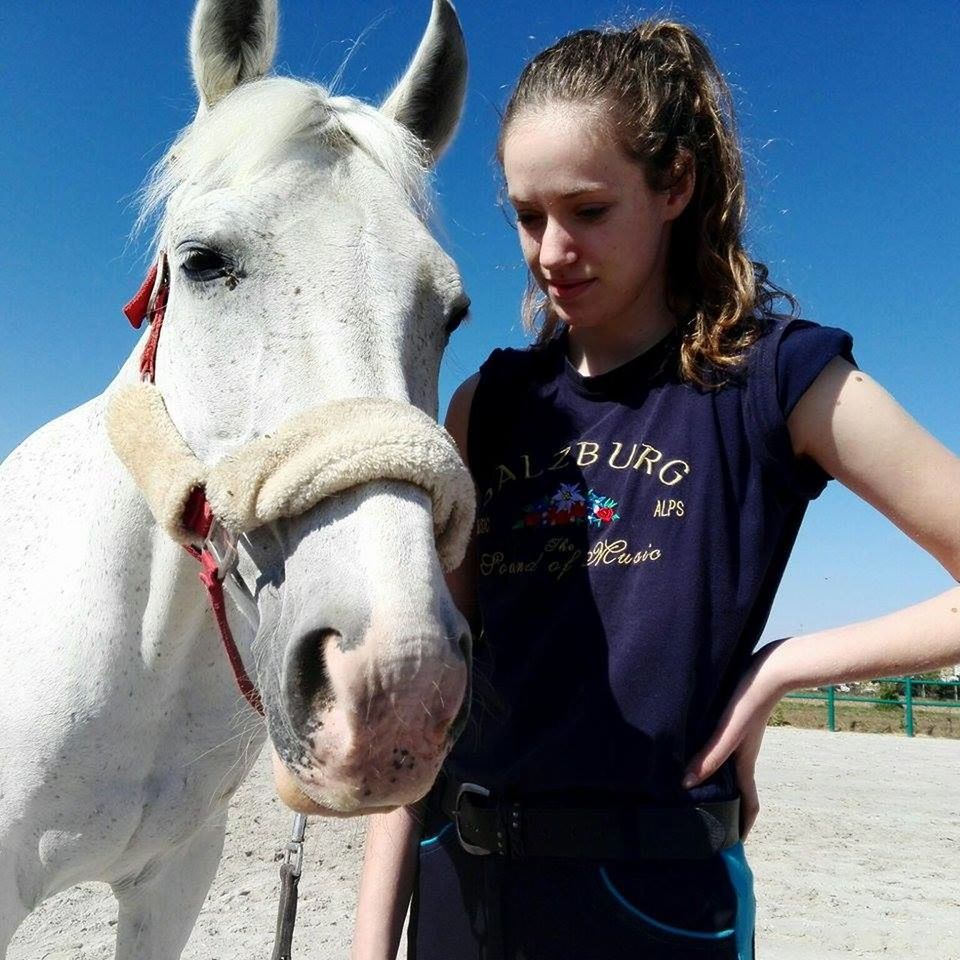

{"left": 270, "top": 746, "right": 440, "bottom": 816}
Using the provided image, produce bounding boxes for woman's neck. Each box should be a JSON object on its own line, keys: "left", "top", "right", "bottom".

{"left": 566, "top": 311, "right": 676, "bottom": 377}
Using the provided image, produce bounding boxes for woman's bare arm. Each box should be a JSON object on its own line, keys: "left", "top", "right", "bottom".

{"left": 685, "top": 359, "right": 960, "bottom": 830}
{"left": 351, "top": 805, "right": 424, "bottom": 960}
{"left": 765, "top": 358, "right": 960, "bottom": 684}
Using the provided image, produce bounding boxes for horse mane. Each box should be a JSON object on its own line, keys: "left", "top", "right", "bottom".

{"left": 138, "top": 76, "right": 431, "bottom": 245}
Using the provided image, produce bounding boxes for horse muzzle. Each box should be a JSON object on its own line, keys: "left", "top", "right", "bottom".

{"left": 270, "top": 619, "right": 469, "bottom": 814}
{"left": 106, "top": 382, "right": 476, "bottom": 811}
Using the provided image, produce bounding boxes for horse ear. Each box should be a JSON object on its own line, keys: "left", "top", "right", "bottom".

{"left": 380, "top": 0, "right": 467, "bottom": 163}
{"left": 190, "top": 0, "right": 279, "bottom": 110}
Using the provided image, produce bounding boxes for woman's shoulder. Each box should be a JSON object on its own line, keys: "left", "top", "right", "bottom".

{"left": 477, "top": 340, "right": 561, "bottom": 384}
{"left": 747, "top": 314, "right": 855, "bottom": 419}
{"left": 446, "top": 341, "right": 555, "bottom": 422}
{"left": 740, "top": 314, "right": 856, "bottom": 498}
{"left": 447, "top": 341, "right": 562, "bottom": 471}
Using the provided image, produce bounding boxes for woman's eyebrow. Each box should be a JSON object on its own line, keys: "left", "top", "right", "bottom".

{"left": 508, "top": 184, "right": 612, "bottom": 205}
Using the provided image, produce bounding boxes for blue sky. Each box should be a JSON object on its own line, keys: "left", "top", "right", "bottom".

{"left": 1, "top": 0, "right": 958, "bottom": 645}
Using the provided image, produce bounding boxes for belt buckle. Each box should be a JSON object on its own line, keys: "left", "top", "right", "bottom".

{"left": 454, "top": 782, "right": 492, "bottom": 856}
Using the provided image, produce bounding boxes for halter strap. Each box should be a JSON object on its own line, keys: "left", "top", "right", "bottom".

{"left": 183, "top": 488, "right": 264, "bottom": 716}
{"left": 122, "top": 260, "right": 262, "bottom": 710}
{"left": 123, "top": 255, "right": 170, "bottom": 383}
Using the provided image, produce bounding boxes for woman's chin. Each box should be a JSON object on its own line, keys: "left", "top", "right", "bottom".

{"left": 550, "top": 298, "right": 608, "bottom": 328}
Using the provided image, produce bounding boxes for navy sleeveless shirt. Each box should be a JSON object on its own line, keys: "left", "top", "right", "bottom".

{"left": 448, "top": 317, "right": 854, "bottom": 807}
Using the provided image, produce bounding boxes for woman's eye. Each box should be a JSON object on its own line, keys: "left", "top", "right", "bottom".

{"left": 180, "top": 246, "right": 231, "bottom": 281}
{"left": 514, "top": 211, "right": 543, "bottom": 228}
{"left": 577, "top": 205, "right": 609, "bottom": 221}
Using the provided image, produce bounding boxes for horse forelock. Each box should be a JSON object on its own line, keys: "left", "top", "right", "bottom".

{"left": 137, "top": 75, "right": 432, "bottom": 248}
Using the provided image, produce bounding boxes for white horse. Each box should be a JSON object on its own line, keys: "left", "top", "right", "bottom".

{"left": 0, "top": 0, "right": 471, "bottom": 956}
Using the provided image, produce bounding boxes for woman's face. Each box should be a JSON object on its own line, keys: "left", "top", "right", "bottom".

{"left": 503, "top": 102, "right": 688, "bottom": 337}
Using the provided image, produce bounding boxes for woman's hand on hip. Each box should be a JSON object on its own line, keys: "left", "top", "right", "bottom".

{"left": 682, "top": 645, "right": 786, "bottom": 839}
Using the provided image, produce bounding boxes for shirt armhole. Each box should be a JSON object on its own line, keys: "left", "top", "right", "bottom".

{"left": 466, "top": 349, "right": 506, "bottom": 473}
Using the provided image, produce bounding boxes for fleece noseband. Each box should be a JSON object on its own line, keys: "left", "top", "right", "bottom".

{"left": 107, "top": 384, "right": 474, "bottom": 571}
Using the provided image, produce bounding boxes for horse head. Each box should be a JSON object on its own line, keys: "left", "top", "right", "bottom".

{"left": 122, "top": 0, "right": 472, "bottom": 815}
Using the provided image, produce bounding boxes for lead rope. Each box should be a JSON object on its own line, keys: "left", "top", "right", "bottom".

{"left": 271, "top": 814, "right": 309, "bottom": 960}
{"left": 124, "top": 263, "right": 308, "bottom": 957}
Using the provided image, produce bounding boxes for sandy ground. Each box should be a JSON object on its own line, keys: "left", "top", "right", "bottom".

{"left": 9, "top": 727, "right": 960, "bottom": 959}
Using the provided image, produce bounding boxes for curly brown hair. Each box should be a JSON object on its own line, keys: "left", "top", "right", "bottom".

{"left": 498, "top": 20, "right": 796, "bottom": 385}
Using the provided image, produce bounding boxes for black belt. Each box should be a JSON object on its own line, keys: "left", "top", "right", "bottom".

{"left": 441, "top": 781, "right": 740, "bottom": 860}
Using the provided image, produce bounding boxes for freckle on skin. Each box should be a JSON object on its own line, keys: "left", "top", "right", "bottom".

{"left": 855, "top": 376, "right": 864, "bottom": 382}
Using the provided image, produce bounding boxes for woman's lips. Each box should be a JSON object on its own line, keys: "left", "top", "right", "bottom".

{"left": 548, "top": 278, "right": 597, "bottom": 302}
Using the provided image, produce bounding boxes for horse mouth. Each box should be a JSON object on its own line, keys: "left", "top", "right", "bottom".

{"left": 270, "top": 743, "right": 447, "bottom": 815}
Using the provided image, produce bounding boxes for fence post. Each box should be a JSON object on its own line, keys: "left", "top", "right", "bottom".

{"left": 827, "top": 685, "right": 836, "bottom": 732}
{"left": 904, "top": 677, "right": 914, "bottom": 737}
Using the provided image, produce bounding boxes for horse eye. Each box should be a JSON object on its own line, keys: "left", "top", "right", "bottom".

{"left": 180, "top": 246, "right": 231, "bottom": 281}
{"left": 445, "top": 301, "right": 470, "bottom": 337}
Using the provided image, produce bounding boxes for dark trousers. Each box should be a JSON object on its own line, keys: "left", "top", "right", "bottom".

{"left": 410, "top": 824, "right": 755, "bottom": 960}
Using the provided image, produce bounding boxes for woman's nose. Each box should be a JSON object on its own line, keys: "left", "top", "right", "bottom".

{"left": 539, "top": 218, "right": 578, "bottom": 272}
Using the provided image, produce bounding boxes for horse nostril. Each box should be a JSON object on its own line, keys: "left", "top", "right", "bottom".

{"left": 457, "top": 631, "right": 472, "bottom": 665}
{"left": 285, "top": 628, "right": 336, "bottom": 731}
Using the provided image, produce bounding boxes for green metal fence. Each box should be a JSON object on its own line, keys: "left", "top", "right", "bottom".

{"left": 783, "top": 677, "right": 960, "bottom": 737}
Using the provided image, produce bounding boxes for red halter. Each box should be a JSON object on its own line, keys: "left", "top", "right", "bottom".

{"left": 123, "top": 256, "right": 171, "bottom": 384}
{"left": 123, "top": 259, "right": 264, "bottom": 716}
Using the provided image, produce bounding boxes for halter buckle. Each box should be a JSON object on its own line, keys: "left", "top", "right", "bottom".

{"left": 206, "top": 516, "right": 239, "bottom": 580}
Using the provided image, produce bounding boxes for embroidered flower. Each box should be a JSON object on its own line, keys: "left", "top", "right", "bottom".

{"left": 586, "top": 489, "right": 621, "bottom": 527}
{"left": 551, "top": 483, "right": 586, "bottom": 509}
{"left": 517, "top": 485, "right": 621, "bottom": 528}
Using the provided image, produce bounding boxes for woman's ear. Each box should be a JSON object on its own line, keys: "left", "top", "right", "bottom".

{"left": 663, "top": 152, "right": 696, "bottom": 222}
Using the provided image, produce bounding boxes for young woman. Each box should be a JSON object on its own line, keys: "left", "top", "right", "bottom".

{"left": 350, "top": 20, "right": 960, "bottom": 960}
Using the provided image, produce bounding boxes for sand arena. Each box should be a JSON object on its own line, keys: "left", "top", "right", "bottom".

{"left": 10, "top": 727, "right": 959, "bottom": 959}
